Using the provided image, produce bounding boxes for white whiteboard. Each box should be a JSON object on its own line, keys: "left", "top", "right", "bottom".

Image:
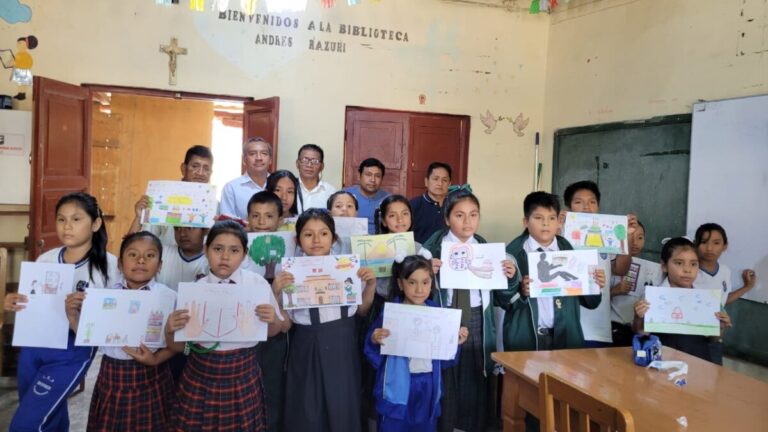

{"left": 0, "top": 110, "right": 32, "bottom": 204}
{"left": 688, "top": 95, "right": 768, "bottom": 303}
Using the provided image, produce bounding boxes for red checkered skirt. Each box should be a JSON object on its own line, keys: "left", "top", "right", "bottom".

{"left": 87, "top": 355, "right": 177, "bottom": 432}
{"left": 174, "top": 347, "right": 266, "bottom": 432}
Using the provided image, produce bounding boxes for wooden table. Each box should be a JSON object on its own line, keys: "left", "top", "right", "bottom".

{"left": 492, "top": 347, "right": 768, "bottom": 432}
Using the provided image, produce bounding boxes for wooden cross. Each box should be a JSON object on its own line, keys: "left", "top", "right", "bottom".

{"left": 159, "top": 37, "right": 187, "bottom": 86}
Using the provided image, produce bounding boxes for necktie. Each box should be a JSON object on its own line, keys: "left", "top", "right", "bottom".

{"left": 218, "top": 279, "right": 237, "bottom": 284}
{"left": 309, "top": 307, "right": 321, "bottom": 325}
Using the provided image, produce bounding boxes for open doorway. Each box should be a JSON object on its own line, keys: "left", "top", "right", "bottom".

{"left": 89, "top": 92, "right": 244, "bottom": 255}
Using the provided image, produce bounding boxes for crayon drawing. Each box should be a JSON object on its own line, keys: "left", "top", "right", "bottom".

{"left": 624, "top": 258, "right": 662, "bottom": 296}
{"left": 247, "top": 231, "right": 296, "bottom": 280}
{"left": 333, "top": 217, "right": 368, "bottom": 238}
{"left": 440, "top": 242, "right": 508, "bottom": 290}
{"left": 280, "top": 255, "right": 362, "bottom": 310}
{"left": 175, "top": 282, "right": 270, "bottom": 343}
{"left": 13, "top": 262, "right": 76, "bottom": 349}
{"left": 563, "top": 212, "right": 630, "bottom": 255}
{"left": 351, "top": 232, "right": 415, "bottom": 278}
{"left": 644, "top": 287, "right": 721, "bottom": 336}
{"left": 381, "top": 303, "right": 462, "bottom": 360}
{"left": 145, "top": 180, "right": 217, "bottom": 228}
{"left": 528, "top": 250, "right": 599, "bottom": 298}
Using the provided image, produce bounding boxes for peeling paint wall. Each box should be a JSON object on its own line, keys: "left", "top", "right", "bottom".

{"left": 541, "top": 0, "right": 768, "bottom": 191}
{"left": 0, "top": 0, "right": 550, "bottom": 242}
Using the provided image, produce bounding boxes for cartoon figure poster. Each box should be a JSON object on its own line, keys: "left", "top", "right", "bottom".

{"left": 12, "top": 262, "right": 75, "bottom": 349}
{"left": 381, "top": 302, "right": 462, "bottom": 360}
{"left": 439, "top": 242, "right": 508, "bottom": 290}
{"left": 75, "top": 288, "right": 177, "bottom": 348}
{"left": 351, "top": 232, "right": 415, "bottom": 278}
{"left": 247, "top": 231, "right": 297, "bottom": 280}
{"left": 563, "top": 212, "right": 630, "bottom": 255}
{"left": 527, "top": 250, "right": 599, "bottom": 297}
{"left": 280, "top": 254, "right": 362, "bottom": 310}
{"left": 175, "top": 282, "right": 271, "bottom": 343}
{"left": 144, "top": 180, "right": 217, "bottom": 228}
{"left": 644, "top": 287, "right": 721, "bottom": 336}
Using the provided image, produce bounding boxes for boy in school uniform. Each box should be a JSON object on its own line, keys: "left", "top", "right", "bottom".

{"left": 155, "top": 226, "right": 209, "bottom": 291}
{"left": 562, "top": 181, "right": 636, "bottom": 347}
{"left": 502, "top": 191, "right": 605, "bottom": 351}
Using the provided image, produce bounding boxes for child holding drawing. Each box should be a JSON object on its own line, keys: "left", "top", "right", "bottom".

{"left": 422, "top": 187, "right": 517, "bottom": 432}
{"left": 633, "top": 237, "right": 732, "bottom": 363}
{"left": 87, "top": 232, "right": 178, "bottom": 431}
{"left": 272, "top": 208, "right": 377, "bottom": 432}
{"left": 3, "top": 192, "right": 118, "bottom": 431}
{"left": 164, "top": 220, "right": 287, "bottom": 431}
{"left": 365, "top": 254, "right": 469, "bottom": 431}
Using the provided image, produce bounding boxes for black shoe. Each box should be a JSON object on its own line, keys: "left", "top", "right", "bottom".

{"left": 13, "top": 92, "right": 26, "bottom": 100}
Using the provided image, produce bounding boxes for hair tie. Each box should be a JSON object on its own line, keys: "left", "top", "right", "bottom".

{"left": 418, "top": 249, "right": 433, "bottom": 260}
{"left": 447, "top": 183, "right": 473, "bottom": 194}
{"left": 661, "top": 235, "right": 692, "bottom": 246}
{"left": 394, "top": 250, "right": 407, "bottom": 264}
{"left": 215, "top": 214, "right": 248, "bottom": 228}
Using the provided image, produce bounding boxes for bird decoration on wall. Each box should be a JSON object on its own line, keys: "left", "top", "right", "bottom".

{"left": 479, "top": 110, "right": 530, "bottom": 137}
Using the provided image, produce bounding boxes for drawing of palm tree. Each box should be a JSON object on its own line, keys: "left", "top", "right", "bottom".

{"left": 386, "top": 234, "right": 408, "bottom": 253}
{"left": 357, "top": 238, "right": 373, "bottom": 261}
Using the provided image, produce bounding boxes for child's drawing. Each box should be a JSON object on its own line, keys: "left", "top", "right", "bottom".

{"left": 381, "top": 303, "right": 462, "bottom": 360}
{"left": 527, "top": 250, "right": 599, "bottom": 298}
{"left": 75, "top": 289, "right": 177, "bottom": 348}
{"left": 351, "top": 232, "right": 416, "bottom": 278}
{"left": 145, "top": 180, "right": 217, "bottom": 228}
{"left": 280, "top": 255, "right": 362, "bottom": 310}
{"left": 175, "top": 282, "right": 270, "bottom": 343}
{"left": 563, "top": 212, "right": 630, "bottom": 255}
{"left": 333, "top": 217, "right": 368, "bottom": 238}
{"left": 440, "top": 243, "right": 508, "bottom": 290}
{"left": 624, "top": 258, "right": 662, "bottom": 297}
{"left": 247, "top": 231, "right": 296, "bottom": 280}
{"left": 13, "top": 262, "right": 75, "bottom": 349}
{"left": 644, "top": 286, "right": 721, "bottom": 336}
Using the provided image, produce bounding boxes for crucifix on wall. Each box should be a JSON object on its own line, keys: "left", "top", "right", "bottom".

{"left": 159, "top": 37, "right": 187, "bottom": 86}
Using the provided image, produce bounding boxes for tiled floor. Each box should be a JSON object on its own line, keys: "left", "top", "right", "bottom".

{"left": 1, "top": 354, "right": 767, "bottom": 431}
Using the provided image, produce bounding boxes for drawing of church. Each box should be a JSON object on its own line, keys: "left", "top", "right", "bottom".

{"left": 294, "top": 275, "right": 345, "bottom": 306}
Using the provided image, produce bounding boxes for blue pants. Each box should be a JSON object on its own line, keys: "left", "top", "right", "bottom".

{"left": 11, "top": 333, "right": 95, "bottom": 432}
{"left": 379, "top": 416, "right": 436, "bottom": 432}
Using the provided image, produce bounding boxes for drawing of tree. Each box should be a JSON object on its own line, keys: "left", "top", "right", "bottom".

{"left": 356, "top": 238, "right": 373, "bottom": 259}
{"left": 249, "top": 235, "right": 286, "bottom": 279}
{"left": 386, "top": 234, "right": 408, "bottom": 254}
{"left": 614, "top": 224, "right": 627, "bottom": 252}
{"left": 283, "top": 284, "right": 297, "bottom": 308}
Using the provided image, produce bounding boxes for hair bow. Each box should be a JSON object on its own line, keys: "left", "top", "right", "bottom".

{"left": 660, "top": 236, "right": 692, "bottom": 246}
{"left": 447, "top": 183, "right": 473, "bottom": 194}
{"left": 394, "top": 250, "right": 408, "bottom": 264}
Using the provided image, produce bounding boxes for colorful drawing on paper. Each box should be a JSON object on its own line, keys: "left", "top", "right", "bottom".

{"left": 439, "top": 242, "right": 508, "bottom": 290}
{"left": 280, "top": 254, "right": 362, "bottom": 310}
{"left": 528, "top": 250, "right": 599, "bottom": 298}
{"left": 13, "top": 262, "right": 76, "bottom": 349}
{"left": 145, "top": 180, "right": 217, "bottom": 228}
{"left": 351, "top": 232, "right": 415, "bottom": 278}
{"left": 278, "top": 216, "right": 297, "bottom": 233}
{"left": 624, "top": 258, "right": 662, "bottom": 296}
{"left": 75, "top": 288, "right": 177, "bottom": 348}
{"left": 563, "top": 212, "right": 630, "bottom": 255}
{"left": 175, "top": 282, "right": 270, "bottom": 343}
{"left": 644, "top": 287, "right": 721, "bottom": 336}
{"left": 380, "top": 302, "right": 462, "bottom": 360}
{"left": 247, "top": 231, "right": 296, "bottom": 280}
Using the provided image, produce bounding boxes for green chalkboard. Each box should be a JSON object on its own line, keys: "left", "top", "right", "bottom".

{"left": 552, "top": 115, "right": 692, "bottom": 262}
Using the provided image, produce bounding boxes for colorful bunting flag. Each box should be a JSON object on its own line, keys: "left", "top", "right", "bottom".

{"left": 211, "top": 0, "right": 229, "bottom": 12}
{"left": 348, "top": 0, "right": 360, "bottom": 5}
{"left": 155, "top": 0, "right": 173, "bottom": 5}
{"left": 190, "top": 0, "right": 205, "bottom": 11}
{"left": 321, "top": 0, "right": 335, "bottom": 7}
{"left": 529, "top": 0, "right": 540, "bottom": 14}
{"left": 241, "top": 0, "right": 257, "bottom": 14}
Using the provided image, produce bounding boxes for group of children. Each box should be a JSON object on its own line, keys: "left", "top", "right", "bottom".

{"left": 2, "top": 175, "right": 757, "bottom": 432}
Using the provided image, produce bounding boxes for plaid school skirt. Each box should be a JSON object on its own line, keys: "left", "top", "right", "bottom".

{"left": 87, "top": 355, "right": 177, "bottom": 432}
{"left": 175, "top": 347, "right": 267, "bottom": 432}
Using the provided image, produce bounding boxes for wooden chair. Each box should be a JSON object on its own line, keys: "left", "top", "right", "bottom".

{"left": 539, "top": 372, "right": 634, "bottom": 432}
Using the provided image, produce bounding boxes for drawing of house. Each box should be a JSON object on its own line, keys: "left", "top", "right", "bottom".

{"left": 297, "top": 275, "right": 345, "bottom": 306}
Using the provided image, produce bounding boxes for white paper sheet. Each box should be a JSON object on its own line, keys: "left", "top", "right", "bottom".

{"left": 440, "top": 242, "right": 508, "bottom": 290}
{"left": 75, "top": 288, "right": 176, "bottom": 347}
{"left": 563, "top": 212, "right": 630, "bottom": 255}
{"left": 528, "top": 249, "right": 599, "bottom": 297}
{"left": 144, "top": 180, "right": 217, "bottom": 228}
{"left": 333, "top": 217, "right": 368, "bottom": 238}
{"left": 644, "top": 286, "right": 721, "bottom": 336}
{"left": 380, "top": 303, "right": 461, "bottom": 360}
{"left": 175, "top": 282, "right": 270, "bottom": 342}
{"left": 280, "top": 255, "right": 362, "bottom": 310}
{"left": 12, "top": 262, "right": 75, "bottom": 349}
{"left": 624, "top": 258, "right": 662, "bottom": 297}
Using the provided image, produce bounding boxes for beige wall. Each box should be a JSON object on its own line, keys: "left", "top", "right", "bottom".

{"left": 541, "top": 0, "right": 768, "bottom": 192}
{"left": 0, "top": 0, "right": 550, "bottom": 243}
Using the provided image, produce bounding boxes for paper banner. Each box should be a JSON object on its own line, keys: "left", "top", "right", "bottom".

{"left": 280, "top": 254, "right": 361, "bottom": 309}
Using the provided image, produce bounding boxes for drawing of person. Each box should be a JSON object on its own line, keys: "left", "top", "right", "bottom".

{"left": 9, "top": 35, "right": 37, "bottom": 100}
{"left": 29, "top": 279, "right": 38, "bottom": 295}
{"left": 537, "top": 252, "right": 578, "bottom": 282}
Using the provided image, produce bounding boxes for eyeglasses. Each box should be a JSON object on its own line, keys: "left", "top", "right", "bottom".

{"left": 298, "top": 157, "right": 322, "bottom": 167}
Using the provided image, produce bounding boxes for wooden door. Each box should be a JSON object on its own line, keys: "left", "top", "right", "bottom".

{"left": 243, "top": 96, "right": 280, "bottom": 172}
{"left": 407, "top": 114, "right": 469, "bottom": 198}
{"left": 30, "top": 77, "right": 92, "bottom": 259}
{"left": 343, "top": 109, "right": 408, "bottom": 195}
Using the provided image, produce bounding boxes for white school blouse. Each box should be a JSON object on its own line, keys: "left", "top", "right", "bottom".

{"left": 579, "top": 252, "right": 614, "bottom": 343}
{"left": 197, "top": 269, "right": 283, "bottom": 351}
{"left": 155, "top": 247, "right": 208, "bottom": 292}
{"left": 696, "top": 263, "right": 732, "bottom": 306}
{"left": 37, "top": 247, "right": 119, "bottom": 291}
{"left": 100, "top": 279, "right": 176, "bottom": 360}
